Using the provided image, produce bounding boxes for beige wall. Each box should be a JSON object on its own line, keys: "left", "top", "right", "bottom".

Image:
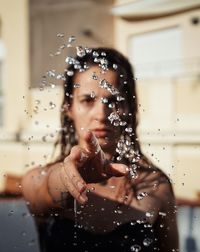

{"left": 0, "top": 0, "right": 30, "bottom": 134}
{"left": 0, "top": 0, "right": 114, "bottom": 192}
{"left": 30, "top": 0, "right": 114, "bottom": 87}
{"left": 0, "top": 0, "right": 30, "bottom": 191}
{"left": 113, "top": 6, "right": 200, "bottom": 199}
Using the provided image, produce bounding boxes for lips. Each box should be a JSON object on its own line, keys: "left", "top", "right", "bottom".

{"left": 92, "top": 128, "right": 111, "bottom": 138}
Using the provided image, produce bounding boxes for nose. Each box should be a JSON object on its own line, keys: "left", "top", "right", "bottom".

{"left": 93, "top": 99, "right": 109, "bottom": 123}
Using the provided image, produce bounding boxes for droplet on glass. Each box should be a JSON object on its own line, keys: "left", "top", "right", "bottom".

{"left": 92, "top": 72, "right": 98, "bottom": 80}
{"left": 65, "top": 56, "right": 75, "bottom": 65}
{"left": 21, "top": 231, "right": 27, "bottom": 237}
{"left": 146, "top": 211, "right": 154, "bottom": 218}
{"left": 73, "top": 83, "right": 81, "bottom": 88}
{"left": 113, "top": 64, "right": 118, "bottom": 70}
{"left": 92, "top": 51, "right": 99, "bottom": 57}
{"left": 143, "top": 238, "right": 153, "bottom": 247}
{"left": 136, "top": 192, "right": 148, "bottom": 200}
{"left": 101, "top": 97, "right": 108, "bottom": 104}
{"left": 57, "top": 33, "right": 64, "bottom": 38}
{"left": 159, "top": 211, "right": 167, "bottom": 217}
{"left": 47, "top": 70, "right": 56, "bottom": 78}
{"left": 117, "top": 96, "right": 125, "bottom": 101}
{"left": 68, "top": 36, "right": 76, "bottom": 43}
{"left": 56, "top": 74, "right": 63, "bottom": 80}
{"left": 120, "top": 121, "right": 127, "bottom": 126}
{"left": 125, "top": 127, "right": 133, "bottom": 133}
{"left": 67, "top": 70, "right": 74, "bottom": 76}
{"left": 50, "top": 83, "right": 56, "bottom": 89}
{"left": 35, "top": 99, "right": 40, "bottom": 105}
{"left": 130, "top": 244, "right": 141, "bottom": 251}
{"left": 90, "top": 91, "right": 96, "bottom": 98}
{"left": 49, "top": 102, "right": 56, "bottom": 110}
{"left": 76, "top": 46, "right": 86, "bottom": 57}
{"left": 8, "top": 210, "right": 14, "bottom": 216}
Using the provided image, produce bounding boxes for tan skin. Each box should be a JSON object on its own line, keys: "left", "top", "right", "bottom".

{"left": 22, "top": 66, "right": 179, "bottom": 251}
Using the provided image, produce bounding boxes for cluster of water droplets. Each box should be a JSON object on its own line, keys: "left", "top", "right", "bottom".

{"left": 28, "top": 35, "right": 159, "bottom": 250}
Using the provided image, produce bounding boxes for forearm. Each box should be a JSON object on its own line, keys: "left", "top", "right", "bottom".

{"left": 22, "top": 163, "right": 70, "bottom": 214}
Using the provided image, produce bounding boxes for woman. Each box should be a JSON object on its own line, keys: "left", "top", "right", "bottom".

{"left": 22, "top": 47, "right": 179, "bottom": 251}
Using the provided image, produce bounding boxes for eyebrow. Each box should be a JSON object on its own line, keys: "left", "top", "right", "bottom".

{"left": 77, "top": 94, "right": 96, "bottom": 99}
{"left": 77, "top": 93, "right": 118, "bottom": 101}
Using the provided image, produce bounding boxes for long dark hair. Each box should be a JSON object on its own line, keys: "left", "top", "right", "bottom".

{"left": 54, "top": 47, "right": 152, "bottom": 168}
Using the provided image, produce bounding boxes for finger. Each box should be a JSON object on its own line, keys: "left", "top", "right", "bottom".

{"left": 69, "top": 145, "right": 90, "bottom": 166}
{"left": 62, "top": 157, "right": 88, "bottom": 204}
{"left": 81, "top": 130, "right": 101, "bottom": 156}
{"left": 103, "top": 162, "right": 129, "bottom": 177}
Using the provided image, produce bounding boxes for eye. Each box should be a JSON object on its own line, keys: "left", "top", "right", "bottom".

{"left": 80, "top": 96, "right": 95, "bottom": 104}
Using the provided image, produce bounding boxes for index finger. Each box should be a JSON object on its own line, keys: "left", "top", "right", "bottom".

{"left": 81, "top": 130, "right": 101, "bottom": 156}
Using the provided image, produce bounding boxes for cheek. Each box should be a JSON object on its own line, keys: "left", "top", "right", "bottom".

{"left": 71, "top": 107, "right": 89, "bottom": 129}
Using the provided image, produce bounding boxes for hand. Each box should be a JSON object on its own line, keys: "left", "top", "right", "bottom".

{"left": 60, "top": 131, "right": 128, "bottom": 204}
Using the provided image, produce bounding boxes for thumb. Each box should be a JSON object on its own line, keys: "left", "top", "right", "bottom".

{"left": 103, "top": 162, "right": 129, "bottom": 177}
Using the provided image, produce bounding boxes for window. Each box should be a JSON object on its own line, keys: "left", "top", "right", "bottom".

{"left": 128, "top": 27, "right": 183, "bottom": 79}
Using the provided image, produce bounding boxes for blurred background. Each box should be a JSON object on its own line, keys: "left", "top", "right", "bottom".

{"left": 0, "top": 0, "right": 200, "bottom": 251}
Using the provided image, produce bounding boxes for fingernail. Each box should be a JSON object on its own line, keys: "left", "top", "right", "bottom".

{"left": 120, "top": 165, "right": 129, "bottom": 174}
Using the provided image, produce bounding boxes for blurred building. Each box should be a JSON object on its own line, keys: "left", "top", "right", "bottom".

{"left": 0, "top": 0, "right": 200, "bottom": 201}
{"left": 112, "top": 0, "right": 200, "bottom": 200}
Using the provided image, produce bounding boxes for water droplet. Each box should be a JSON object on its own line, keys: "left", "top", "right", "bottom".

{"left": 57, "top": 33, "right": 64, "bottom": 38}
{"left": 67, "top": 70, "right": 74, "bottom": 76}
{"left": 108, "top": 103, "right": 115, "bottom": 109}
{"left": 113, "top": 64, "right": 118, "bottom": 70}
{"left": 73, "top": 83, "right": 80, "bottom": 88}
{"left": 41, "top": 170, "right": 46, "bottom": 176}
{"left": 130, "top": 244, "right": 141, "bottom": 251}
{"left": 113, "top": 121, "right": 120, "bottom": 126}
{"left": 68, "top": 36, "right": 76, "bottom": 43}
{"left": 143, "top": 238, "right": 153, "bottom": 247}
{"left": 8, "top": 210, "right": 14, "bottom": 216}
{"left": 60, "top": 44, "right": 66, "bottom": 50}
{"left": 90, "top": 91, "right": 96, "bottom": 98}
{"left": 137, "top": 192, "right": 148, "bottom": 200}
{"left": 76, "top": 46, "right": 86, "bottom": 57}
{"left": 50, "top": 83, "right": 56, "bottom": 88}
{"left": 101, "top": 97, "right": 108, "bottom": 104}
{"left": 92, "top": 51, "right": 99, "bottom": 57}
{"left": 54, "top": 51, "right": 61, "bottom": 56}
{"left": 125, "top": 127, "right": 133, "bottom": 133}
{"left": 92, "top": 72, "right": 98, "bottom": 80}
{"left": 65, "top": 56, "right": 75, "bottom": 65}
{"left": 35, "top": 99, "right": 40, "bottom": 105}
{"left": 117, "top": 96, "right": 125, "bottom": 101}
{"left": 49, "top": 102, "right": 56, "bottom": 110}
{"left": 108, "top": 112, "right": 121, "bottom": 125}
{"left": 99, "top": 79, "right": 119, "bottom": 95}
{"left": 146, "top": 211, "right": 154, "bottom": 218}
{"left": 56, "top": 74, "right": 63, "bottom": 80}
{"left": 21, "top": 231, "right": 26, "bottom": 237}
{"left": 47, "top": 70, "right": 56, "bottom": 77}
{"left": 159, "top": 211, "right": 167, "bottom": 217}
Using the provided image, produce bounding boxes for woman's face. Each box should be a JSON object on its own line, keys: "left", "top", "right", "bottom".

{"left": 68, "top": 65, "right": 127, "bottom": 154}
